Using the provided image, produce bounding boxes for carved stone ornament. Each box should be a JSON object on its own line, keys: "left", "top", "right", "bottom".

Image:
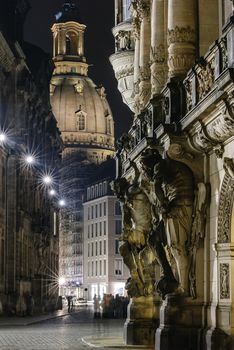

{"left": 206, "top": 100, "right": 234, "bottom": 142}
{"left": 197, "top": 61, "right": 214, "bottom": 100}
{"left": 151, "top": 44, "right": 166, "bottom": 64}
{"left": 218, "top": 158, "right": 234, "bottom": 243}
{"left": 190, "top": 121, "right": 224, "bottom": 158}
{"left": 220, "top": 263, "right": 230, "bottom": 299}
{"left": 131, "top": 1, "right": 141, "bottom": 38}
{"left": 115, "top": 65, "right": 134, "bottom": 80}
{"left": 167, "top": 26, "right": 195, "bottom": 45}
{"left": 138, "top": 0, "right": 151, "bottom": 19}
{"left": 184, "top": 79, "right": 193, "bottom": 112}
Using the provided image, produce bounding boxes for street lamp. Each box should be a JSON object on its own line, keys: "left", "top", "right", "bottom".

{"left": 58, "top": 199, "right": 66, "bottom": 207}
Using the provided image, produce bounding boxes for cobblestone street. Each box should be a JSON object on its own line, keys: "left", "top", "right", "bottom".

{"left": 0, "top": 308, "right": 130, "bottom": 350}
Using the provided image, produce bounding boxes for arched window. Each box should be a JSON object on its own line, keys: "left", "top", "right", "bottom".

{"left": 77, "top": 113, "right": 85, "bottom": 131}
{"left": 65, "top": 31, "right": 78, "bottom": 55}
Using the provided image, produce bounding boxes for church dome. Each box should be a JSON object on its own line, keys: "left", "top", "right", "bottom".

{"left": 50, "top": 75, "right": 115, "bottom": 150}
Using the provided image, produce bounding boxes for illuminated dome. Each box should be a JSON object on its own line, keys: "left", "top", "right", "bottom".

{"left": 50, "top": 76, "right": 115, "bottom": 150}
{"left": 50, "top": 3, "right": 115, "bottom": 151}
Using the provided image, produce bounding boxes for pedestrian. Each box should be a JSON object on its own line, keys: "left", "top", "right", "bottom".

{"left": 67, "top": 296, "right": 71, "bottom": 313}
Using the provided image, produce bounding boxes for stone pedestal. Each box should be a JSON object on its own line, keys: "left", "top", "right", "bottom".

{"left": 155, "top": 294, "right": 204, "bottom": 350}
{"left": 124, "top": 295, "right": 160, "bottom": 346}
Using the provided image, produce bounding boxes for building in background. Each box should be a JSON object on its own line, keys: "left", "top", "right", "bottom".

{"left": 110, "top": 0, "right": 234, "bottom": 348}
{"left": 50, "top": 3, "right": 115, "bottom": 297}
{"left": 0, "top": 0, "right": 63, "bottom": 315}
{"left": 83, "top": 177, "right": 129, "bottom": 301}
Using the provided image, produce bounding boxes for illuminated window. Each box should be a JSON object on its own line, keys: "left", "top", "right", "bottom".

{"left": 77, "top": 113, "right": 85, "bottom": 131}
{"left": 115, "top": 240, "right": 120, "bottom": 254}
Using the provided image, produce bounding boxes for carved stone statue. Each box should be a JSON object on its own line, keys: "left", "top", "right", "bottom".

{"left": 138, "top": 149, "right": 179, "bottom": 298}
{"left": 111, "top": 164, "right": 156, "bottom": 297}
{"left": 152, "top": 151, "right": 195, "bottom": 295}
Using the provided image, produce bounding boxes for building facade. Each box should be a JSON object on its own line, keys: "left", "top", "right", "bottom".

{"left": 110, "top": 0, "right": 234, "bottom": 349}
{"left": 0, "top": 0, "right": 63, "bottom": 315}
{"left": 83, "top": 178, "right": 129, "bottom": 301}
{"left": 50, "top": 3, "right": 115, "bottom": 296}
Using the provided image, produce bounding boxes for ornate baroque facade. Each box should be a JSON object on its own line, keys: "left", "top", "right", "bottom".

{"left": 0, "top": 1, "right": 63, "bottom": 315}
{"left": 110, "top": 0, "right": 234, "bottom": 349}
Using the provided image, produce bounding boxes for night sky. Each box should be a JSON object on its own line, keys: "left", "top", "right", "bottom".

{"left": 24, "top": 0, "right": 133, "bottom": 139}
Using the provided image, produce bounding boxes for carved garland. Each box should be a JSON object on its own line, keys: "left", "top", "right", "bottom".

{"left": 218, "top": 174, "right": 234, "bottom": 243}
{"left": 167, "top": 26, "right": 195, "bottom": 45}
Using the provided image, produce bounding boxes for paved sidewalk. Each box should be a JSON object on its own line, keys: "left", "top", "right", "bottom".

{"left": 82, "top": 335, "right": 154, "bottom": 349}
{"left": 0, "top": 309, "right": 69, "bottom": 326}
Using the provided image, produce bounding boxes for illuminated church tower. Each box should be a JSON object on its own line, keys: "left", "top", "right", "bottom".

{"left": 50, "top": 3, "right": 115, "bottom": 294}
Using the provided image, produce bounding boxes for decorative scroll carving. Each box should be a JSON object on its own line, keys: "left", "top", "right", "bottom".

{"left": 220, "top": 263, "right": 230, "bottom": 299}
{"left": 197, "top": 60, "right": 214, "bottom": 100}
{"left": 189, "top": 122, "right": 224, "bottom": 158}
{"left": 218, "top": 158, "right": 234, "bottom": 243}
{"left": 167, "top": 26, "right": 195, "bottom": 45}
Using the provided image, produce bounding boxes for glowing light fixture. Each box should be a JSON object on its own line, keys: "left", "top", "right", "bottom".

{"left": 49, "top": 189, "right": 56, "bottom": 196}
{"left": 59, "top": 199, "right": 66, "bottom": 207}
{"left": 25, "top": 155, "right": 35, "bottom": 165}
{"left": 0, "top": 132, "right": 7, "bottom": 143}
{"left": 43, "top": 175, "right": 53, "bottom": 185}
{"left": 58, "top": 277, "right": 66, "bottom": 286}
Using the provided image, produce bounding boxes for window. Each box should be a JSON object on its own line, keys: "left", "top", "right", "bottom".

{"left": 104, "top": 221, "right": 106, "bottom": 235}
{"left": 99, "top": 203, "right": 102, "bottom": 217}
{"left": 88, "top": 225, "right": 90, "bottom": 239}
{"left": 87, "top": 188, "right": 90, "bottom": 200}
{"left": 99, "top": 183, "right": 103, "bottom": 196}
{"left": 95, "top": 261, "right": 98, "bottom": 276}
{"left": 91, "top": 206, "right": 94, "bottom": 219}
{"left": 104, "top": 240, "right": 106, "bottom": 255}
{"left": 88, "top": 262, "right": 90, "bottom": 277}
{"left": 92, "top": 261, "right": 94, "bottom": 276}
{"left": 91, "top": 242, "right": 94, "bottom": 257}
{"left": 115, "top": 201, "right": 121, "bottom": 215}
{"left": 95, "top": 185, "right": 98, "bottom": 197}
{"left": 103, "top": 202, "right": 106, "bottom": 216}
{"left": 95, "top": 223, "right": 98, "bottom": 237}
{"left": 99, "top": 260, "right": 102, "bottom": 276}
{"left": 88, "top": 243, "right": 90, "bottom": 257}
{"left": 95, "top": 242, "right": 98, "bottom": 256}
{"left": 115, "top": 259, "right": 123, "bottom": 275}
{"left": 91, "top": 224, "right": 93, "bottom": 238}
{"left": 115, "top": 220, "right": 122, "bottom": 235}
{"left": 77, "top": 113, "right": 85, "bottom": 131}
{"left": 115, "top": 240, "right": 120, "bottom": 254}
{"left": 122, "top": 0, "right": 131, "bottom": 21}
{"left": 94, "top": 223, "right": 96, "bottom": 236}
{"left": 99, "top": 222, "right": 102, "bottom": 236}
{"left": 99, "top": 241, "right": 102, "bottom": 255}
{"left": 95, "top": 205, "right": 98, "bottom": 218}
{"left": 88, "top": 207, "right": 90, "bottom": 220}
{"left": 104, "top": 260, "right": 106, "bottom": 276}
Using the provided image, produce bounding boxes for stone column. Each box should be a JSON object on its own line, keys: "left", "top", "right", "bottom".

{"left": 138, "top": 0, "right": 151, "bottom": 110}
{"left": 167, "top": 0, "right": 196, "bottom": 79}
{"left": 133, "top": 38, "right": 140, "bottom": 95}
{"left": 150, "top": 0, "right": 167, "bottom": 96}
